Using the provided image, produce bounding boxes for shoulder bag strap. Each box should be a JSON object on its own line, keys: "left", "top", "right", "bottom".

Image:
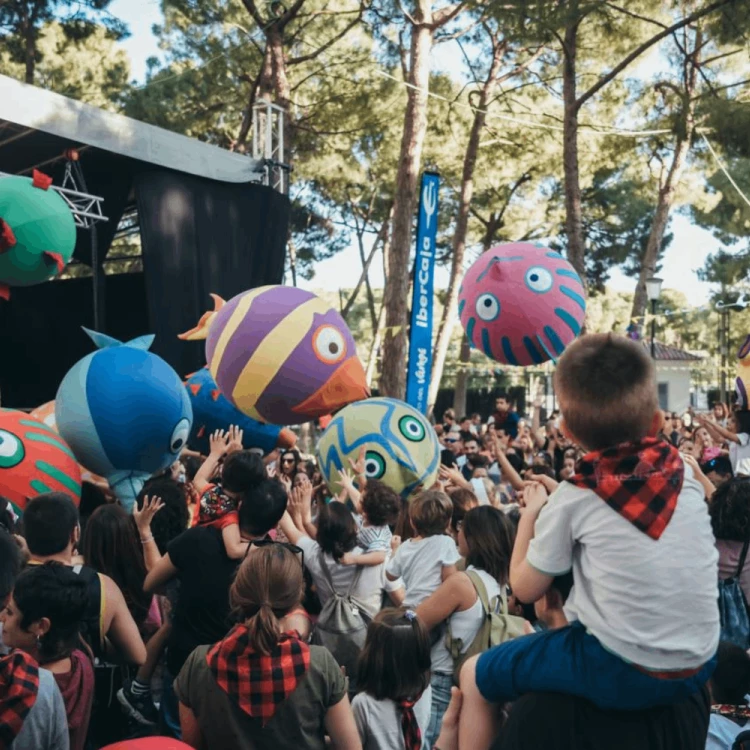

{"left": 465, "top": 570, "right": 491, "bottom": 615}
{"left": 345, "top": 560, "right": 365, "bottom": 598}
{"left": 738, "top": 539, "right": 750, "bottom": 578}
{"left": 317, "top": 548, "right": 338, "bottom": 597}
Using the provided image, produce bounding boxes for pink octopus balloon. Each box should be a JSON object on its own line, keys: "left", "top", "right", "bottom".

{"left": 458, "top": 242, "right": 586, "bottom": 366}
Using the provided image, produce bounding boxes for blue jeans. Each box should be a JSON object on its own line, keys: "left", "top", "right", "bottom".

{"left": 159, "top": 664, "right": 182, "bottom": 739}
{"left": 476, "top": 621, "right": 716, "bottom": 711}
{"left": 426, "top": 671, "right": 453, "bottom": 749}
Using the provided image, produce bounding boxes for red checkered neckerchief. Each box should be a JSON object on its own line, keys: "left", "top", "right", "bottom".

{"left": 206, "top": 624, "right": 310, "bottom": 726}
{"left": 569, "top": 437, "right": 684, "bottom": 540}
{"left": 0, "top": 650, "right": 40, "bottom": 749}
{"left": 399, "top": 697, "right": 423, "bottom": 750}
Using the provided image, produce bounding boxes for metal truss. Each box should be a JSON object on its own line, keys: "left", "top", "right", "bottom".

{"left": 252, "top": 99, "right": 291, "bottom": 194}
{"left": 0, "top": 165, "right": 108, "bottom": 229}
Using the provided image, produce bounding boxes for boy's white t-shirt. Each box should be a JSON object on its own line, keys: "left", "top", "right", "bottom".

{"left": 526, "top": 461, "right": 720, "bottom": 671}
{"left": 730, "top": 432, "right": 750, "bottom": 475}
{"left": 386, "top": 535, "right": 461, "bottom": 608}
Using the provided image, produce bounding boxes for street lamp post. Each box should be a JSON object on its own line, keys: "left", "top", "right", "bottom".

{"left": 645, "top": 277, "right": 663, "bottom": 359}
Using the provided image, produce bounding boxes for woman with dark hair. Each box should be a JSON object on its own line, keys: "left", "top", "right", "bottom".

{"left": 82, "top": 505, "right": 153, "bottom": 630}
{"left": 281, "top": 490, "right": 403, "bottom": 621}
{"left": 416, "top": 505, "right": 518, "bottom": 746}
{"left": 280, "top": 449, "right": 302, "bottom": 480}
{"left": 174, "top": 545, "right": 360, "bottom": 749}
{"left": 710, "top": 477, "right": 750, "bottom": 604}
{"left": 1, "top": 563, "right": 95, "bottom": 750}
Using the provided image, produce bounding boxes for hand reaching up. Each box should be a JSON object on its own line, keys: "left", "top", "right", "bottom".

{"left": 519, "top": 482, "right": 548, "bottom": 517}
{"left": 225, "top": 425, "right": 244, "bottom": 455}
{"left": 209, "top": 429, "right": 229, "bottom": 459}
{"left": 133, "top": 495, "right": 165, "bottom": 535}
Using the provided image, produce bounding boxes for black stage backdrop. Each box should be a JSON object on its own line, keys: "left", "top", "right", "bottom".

{"left": 0, "top": 169, "right": 288, "bottom": 408}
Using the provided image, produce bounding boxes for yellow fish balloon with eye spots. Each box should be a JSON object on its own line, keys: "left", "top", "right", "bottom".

{"left": 317, "top": 398, "right": 441, "bottom": 499}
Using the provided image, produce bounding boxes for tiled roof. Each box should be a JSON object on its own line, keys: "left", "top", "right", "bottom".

{"left": 640, "top": 341, "right": 703, "bottom": 361}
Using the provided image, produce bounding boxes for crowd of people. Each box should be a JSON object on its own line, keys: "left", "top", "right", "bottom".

{"left": 2, "top": 332, "right": 750, "bottom": 750}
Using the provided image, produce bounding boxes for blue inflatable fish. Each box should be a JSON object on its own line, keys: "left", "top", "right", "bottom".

{"left": 55, "top": 329, "right": 193, "bottom": 510}
{"left": 185, "top": 368, "right": 297, "bottom": 455}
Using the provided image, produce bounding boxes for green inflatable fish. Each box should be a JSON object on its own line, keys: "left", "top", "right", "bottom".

{"left": 0, "top": 170, "right": 76, "bottom": 300}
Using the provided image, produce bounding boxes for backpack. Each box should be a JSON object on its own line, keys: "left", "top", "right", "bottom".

{"left": 718, "top": 539, "right": 750, "bottom": 649}
{"left": 445, "top": 569, "right": 527, "bottom": 683}
{"left": 311, "top": 550, "right": 372, "bottom": 692}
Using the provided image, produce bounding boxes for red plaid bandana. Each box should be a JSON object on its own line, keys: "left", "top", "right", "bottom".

{"left": 399, "top": 698, "right": 422, "bottom": 750}
{"left": 206, "top": 624, "right": 310, "bottom": 726}
{"left": 569, "top": 437, "right": 684, "bottom": 540}
{"left": 0, "top": 650, "right": 39, "bottom": 748}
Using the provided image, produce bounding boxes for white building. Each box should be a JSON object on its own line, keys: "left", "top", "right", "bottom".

{"left": 642, "top": 342, "right": 702, "bottom": 414}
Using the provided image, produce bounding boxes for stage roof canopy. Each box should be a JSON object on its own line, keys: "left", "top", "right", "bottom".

{"left": 0, "top": 74, "right": 265, "bottom": 183}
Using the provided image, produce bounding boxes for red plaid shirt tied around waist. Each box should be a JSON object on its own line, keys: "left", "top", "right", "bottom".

{"left": 0, "top": 649, "right": 40, "bottom": 749}
{"left": 206, "top": 624, "right": 310, "bottom": 726}
{"left": 399, "top": 698, "right": 423, "bottom": 750}
{"left": 569, "top": 437, "right": 684, "bottom": 540}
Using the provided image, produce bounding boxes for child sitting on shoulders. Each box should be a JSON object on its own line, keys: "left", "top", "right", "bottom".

{"left": 459, "top": 333, "right": 720, "bottom": 750}
{"left": 353, "top": 608, "right": 432, "bottom": 750}
{"left": 386, "top": 490, "right": 460, "bottom": 608}
{"left": 337, "top": 470, "right": 403, "bottom": 567}
{"left": 192, "top": 426, "right": 267, "bottom": 559}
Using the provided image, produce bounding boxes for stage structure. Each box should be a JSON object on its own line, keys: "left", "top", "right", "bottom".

{"left": 0, "top": 75, "right": 291, "bottom": 408}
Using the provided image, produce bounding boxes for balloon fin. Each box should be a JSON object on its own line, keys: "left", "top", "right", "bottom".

{"left": 124, "top": 335, "right": 155, "bottom": 351}
{"left": 43, "top": 251, "right": 65, "bottom": 273}
{"left": 0, "top": 219, "right": 16, "bottom": 252}
{"left": 83, "top": 327, "right": 122, "bottom": 349}
{"left": 178, "top": 294, "right": 226, "bottom": 341}
{"left": 32, "top": 170, "right": 53, "bottom": 190}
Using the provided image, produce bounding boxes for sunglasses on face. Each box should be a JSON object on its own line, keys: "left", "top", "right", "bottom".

{"left": 282, "top": 458, "right": 295, "bottom": 464}
{"left": 445, "top": 438, "right": 459, "bottom": 444}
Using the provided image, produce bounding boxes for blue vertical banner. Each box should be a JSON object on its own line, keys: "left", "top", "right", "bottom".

{"left": 406, "top": 171, "right": 440, "bottom": 415}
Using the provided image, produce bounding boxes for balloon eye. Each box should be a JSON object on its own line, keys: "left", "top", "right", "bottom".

{"left": 0, "top": 430, "right": 24, "bottom": 469}
{"left": 170, "top": 419, "right": 190, "bottom": 454}
{"left": 313, "top": 325, "right": 347, "bottom": 364}
{"left": 399, "top": 415, "right": 426, "bottom": 442}
{"left": 364, "top": 451, "right": 386, "bottom": 479}
{"left": 525, "top": 266, "right": 553, "bottom": 293}
{"left": 475, "top": 293, "right": 500, "bottom": 321}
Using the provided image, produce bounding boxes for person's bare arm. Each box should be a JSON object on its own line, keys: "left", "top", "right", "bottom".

{"left": 193, "top": 430, "right": 228, "bottom": 493}
{"left": 337, "top": 469, "right": 362, "bottom": 512}
{"left": 221, "top": 523, "right": 250, "bottom": 560}
{"left": 279, "top": 511, "right": 304, "bottom": 546}
{"left": 179, "top": 702, "right": 206, "bottom": 749}
{"left": 510, "top": 484, "right": 553, "bottom": 604}
{"left": 132, "top": 495, "right": 165, "bottom": 571}
{"left": 439, "top": 465, "right": 472, "bottom": 491}
{"left": 340, "top": 550, "right": 387, "bottom": 567}
{"left": 416, "top": 573, "right": 473, "bottom": 630}
{"left": 144, "top": 552, "right": 179, "bottom": 594}
{"left": 324, "top": 695, "right": 362, "bottom": 750}
{"left": 698, "top": 416, "right": 739, "bottom": 445}
{"left": 102, "top": 574, "right": 147, "bottom": 665}
{"left": 682, "top": 453, "right": 716, "bottom": 501}
{"left": 531, "top": 397, "right": 545, "bottom": 449}
{"left": 493, "top": 435, "right": 525, "bottom": 491}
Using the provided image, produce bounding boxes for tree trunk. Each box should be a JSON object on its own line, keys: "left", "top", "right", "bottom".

{"left": 380, "top": 9, "right": 434, "bottom": 399}
{"left": 367, "top": 226, "right": 392, "bottom": 390}
{"left": 268, "top": 26, "right": 293, "bottom": 153}
{"left": 630, "top": 37, "right": 700, "bottom": 324}
{"left": 561, "top": 18, "right": 585, "bottom": 284}
{"left": 427, "top": 40, "right": 505, "bottom": 412}
{"left": 22, "top": 11, "right": 35, "bottom": 85}
{"left": 452, "top": 335, "right": 471, "bottom": 417}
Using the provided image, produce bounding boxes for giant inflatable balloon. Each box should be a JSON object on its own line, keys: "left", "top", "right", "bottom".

{"left": 0, "top": 171, "right": 76, "bottom": 300}
{"left": 0, "top": 409, "right": 82, "bottom": 516}
{"left": 180, "top": 287, "right": 369, "bottom": 425}
{"left": 184, "top": 368, "right": 297, "bottom": 454}
{"left": 458, "top": 243, "right": 586, "bottom": 366}
{"left": 317, "top": 398, "right": 440, "bottom": 499}
{"left": 56, "top": 329, "right": 193, "bottom": 511}
{"left": 29, "top": 401, "right": 107, "bottom": 486}
{"left": 736, "top": 335, "right": 750, "bottom": 409}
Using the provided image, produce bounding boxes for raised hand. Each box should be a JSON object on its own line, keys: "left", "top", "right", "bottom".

{"left": 226, "top": 425, "right": 245, "bottom": 455}
{"left": 133, "top": 495, "right": 165, "bottom": 534}
{"left": 209, "top": 429, "right": 229, "bottom": 458}
{"left": 519, "top": 482, "right": 548, "bottom": 516}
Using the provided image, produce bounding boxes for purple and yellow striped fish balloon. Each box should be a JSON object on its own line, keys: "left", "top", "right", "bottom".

{"left": 180, "top": 286, "right": 369, "bottom": 425}
{"left": 458, "top": 242, "right": 586, "bottom": 366}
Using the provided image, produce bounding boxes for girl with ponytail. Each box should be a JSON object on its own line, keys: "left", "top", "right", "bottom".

{"left": 353, "top": 608, "right": 432, "bottom": 750}
{"left": 174, "top": 544, "right": 361, "bottom": 749}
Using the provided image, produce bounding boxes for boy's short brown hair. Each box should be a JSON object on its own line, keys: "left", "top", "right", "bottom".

{"left": 554, "top": 333, "right": 657, "bottom": 451}
{"left": 409, "top": 489, "right": 453, "bottom": 536}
